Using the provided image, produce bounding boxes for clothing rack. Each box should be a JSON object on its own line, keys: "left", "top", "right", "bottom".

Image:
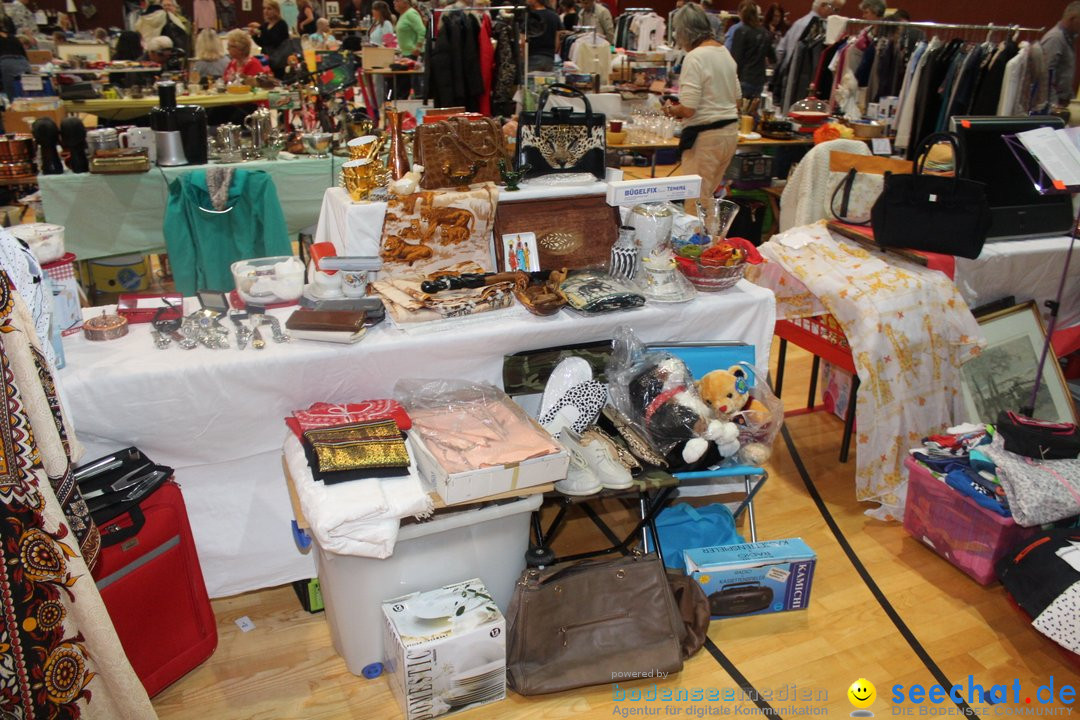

{"left": 844, "top": 18, "right": 1044, "bottom": 35}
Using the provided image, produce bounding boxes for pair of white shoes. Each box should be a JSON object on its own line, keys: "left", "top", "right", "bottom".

{"left": 555, "top": 428, "right": 634, "bottom": 496}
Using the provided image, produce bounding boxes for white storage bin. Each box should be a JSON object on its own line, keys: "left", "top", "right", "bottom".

{"left": 316, "top": 494, "right": 542, "bottom": 676}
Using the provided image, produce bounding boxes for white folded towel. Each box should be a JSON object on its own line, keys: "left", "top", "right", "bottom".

{"left": 283, "top": 433, "right": 434, "bottom": 558}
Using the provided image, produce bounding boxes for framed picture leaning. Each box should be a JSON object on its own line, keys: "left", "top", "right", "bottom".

{"left": 959, "top": 301, "right": 1078, "bottom": 425}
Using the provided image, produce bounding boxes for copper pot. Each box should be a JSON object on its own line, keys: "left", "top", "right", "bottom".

{"left": 0, "top": 134, "right": 34, "bottom": 163}
{"left": 0, "top": 162, "right": 34, "bottom": 177}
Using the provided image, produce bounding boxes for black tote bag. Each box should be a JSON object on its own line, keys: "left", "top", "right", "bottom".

{"left": 517, "top": 83, "right": 606, "bottom": 180}
{"left": 870, "top": 132, "right": 991, "bottom": 260}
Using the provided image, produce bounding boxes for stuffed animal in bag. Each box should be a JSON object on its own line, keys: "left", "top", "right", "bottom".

{"left": 627, "top": 356, "right": 741, "bottom": 468}
{"left": 698, "top": 364, "right": 775, "bottom": 465}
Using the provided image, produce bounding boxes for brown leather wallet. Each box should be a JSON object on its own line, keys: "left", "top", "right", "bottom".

{"left": 285, "top": 310, "right": 367, "bottom": 332}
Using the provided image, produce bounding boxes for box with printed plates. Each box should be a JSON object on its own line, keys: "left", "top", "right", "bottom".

{"left": 902, "top": 455, "right": 1039, "bottom": 585}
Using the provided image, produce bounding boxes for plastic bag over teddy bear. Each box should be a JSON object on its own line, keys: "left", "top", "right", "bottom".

{"left": 607, "top": 327, "right": 741, "bottom": 471}
{"left": 697, "top": 362, "right": 783, "bottom": 466}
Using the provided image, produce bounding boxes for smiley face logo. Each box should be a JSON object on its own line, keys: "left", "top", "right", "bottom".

{"left": 848, "top": 678, "right": 876, "bottom": 716}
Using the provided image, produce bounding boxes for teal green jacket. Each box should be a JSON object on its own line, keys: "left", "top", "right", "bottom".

{"left": 164, "top": 169, "right": 292, "bottom": 295}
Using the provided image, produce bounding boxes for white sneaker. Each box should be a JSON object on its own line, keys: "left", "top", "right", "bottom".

{"left": 555, "top": 445, "right": 602, "bottom": 496}
{"left": 562, "top": 428, "right": 634, "bottom": 491}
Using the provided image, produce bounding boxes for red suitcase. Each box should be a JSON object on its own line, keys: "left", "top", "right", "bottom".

{"left": 91, "top": 479, "right": 218, "bottom": 697}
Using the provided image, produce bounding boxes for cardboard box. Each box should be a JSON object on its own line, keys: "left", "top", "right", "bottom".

{"left": 606, "top": 175, "right": 703, "bottom": 206}
{"left": 408, "top": 432, "right": 568, "bottom": 505}
{"left": 383, "top": 578, "right": 506, "bottom": 720}
{"left": 2, "top": 106, "right": 65, "bottom": 134}
{"left": 684, "top": 538, "right": 817, "bottom": 618}
{"left": 362, "top": 46, "right": 396, "bottom": 69}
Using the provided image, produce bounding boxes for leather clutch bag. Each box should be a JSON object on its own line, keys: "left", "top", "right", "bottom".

{"left": 285, "top": 309, "right": 366, "bottom": 332}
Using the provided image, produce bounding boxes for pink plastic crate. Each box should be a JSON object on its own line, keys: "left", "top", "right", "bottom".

{"left": 902, "top": 456, "right": 1038, "bottom": 585}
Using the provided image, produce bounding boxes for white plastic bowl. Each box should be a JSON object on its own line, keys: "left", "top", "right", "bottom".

{"left": 230, "top": 256, "right": 305, "bottom": 305}
{"left": 9, "top": 223, "right": 65, "bottom": 264}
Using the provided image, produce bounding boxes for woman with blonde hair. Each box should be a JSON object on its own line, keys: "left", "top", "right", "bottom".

{"left": 192, "top": 29, "right": 229, "bottom": 78}
{"left": 223, "top": 27, "right": 267, "bottom": 83}
{"left": 249, "top": 0, "right": 292, "bottom": 77}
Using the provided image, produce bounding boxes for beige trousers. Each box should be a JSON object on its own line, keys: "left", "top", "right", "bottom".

{"left": 681, "top": 126, "right": 739, "bottom": 228}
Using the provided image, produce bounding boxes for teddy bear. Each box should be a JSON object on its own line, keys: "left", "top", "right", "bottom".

{"left": 698, "top": 364, "right": 775, "bottom": 466}
{"left": 626, "top": 356, "right": 741, "bottom": 469}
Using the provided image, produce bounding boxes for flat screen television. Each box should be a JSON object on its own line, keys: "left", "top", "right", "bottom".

{"left": 949, "top": 115, "right": 1075, "bottom": 241}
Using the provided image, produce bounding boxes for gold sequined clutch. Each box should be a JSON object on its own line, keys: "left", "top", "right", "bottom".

{"left": 302, "top": 419, "right": 410, "bottom": 474}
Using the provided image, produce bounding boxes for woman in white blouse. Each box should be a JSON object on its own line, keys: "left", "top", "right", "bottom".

{"left": 663, "top": 3, "right": 740, "bottom": 227}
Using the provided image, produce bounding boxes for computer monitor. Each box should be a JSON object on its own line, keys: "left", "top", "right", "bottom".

{"left": 949, "top": 115, "right": 1075, "bottom": 241}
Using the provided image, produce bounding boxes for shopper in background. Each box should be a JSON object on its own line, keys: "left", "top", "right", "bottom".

{"left": 309, "top": 17, "right": 338, "bottom": 48}
{"left": 224, "top": 27, "right": 268, "bottom": 82}
{"left": 724, "top": 0, "right": 755, "bottom": 47}
{"left": 763, "top": 3, "right": 789, "bottom": 47}
{"left": 193, "top": 28, "right": 229, "bottom": 78}
{"left": 144, "top": 34, "right": 174, "bottom": 65}
{"left": 663, "top": 3, "right": 739, "bottom": 226}
{"left": 859, "top": 0, "right": 884, "bottom": 20}
{"left": 114, "top": 29, "right": 145, "bottom": 60}
{"left": 4, "top": 0, "right": 35, "bottom": 36}
{"left": 0, "top": 6, "right": 30, "bottom": 100}
{"left": 344, "top": 0, "right": 375, "bottom": 27}
{"left": 578, "top": 0, "right": 613, "bottom": 42}
{"left": 1042, "top": 1, "right": 1080, "bottom": 108}
{"left": 775, "top": 0, "right": 833, "bottom": 72}
{"left": 369, "top": 0, "right": 395, "bottom": 44}
{"left": 296, "top": 0, "right": 320, "bottom": 35}
{"left": 391, "top": 0, "right": 424, "bottom": 98}
{"left": 249, "top": 0, "right": 291, "bottom": 77}
{"left": 526, "top": 0, "right": 560, "bottom": 71}
{"left": 730, "top": 2, "right": 775, "bottom": 100}
{"left": 559, "top": 0, "right": 578, "bottom": 32}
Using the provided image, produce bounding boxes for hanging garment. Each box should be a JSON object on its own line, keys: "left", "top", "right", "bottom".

{"left": 933, "top": 45, "right": 969, "bottom": 133}
{"left": 908, "top": 38, "right": 961, "bottom": 158}
{"left": 491, "top": 18, "right": 519, "bottom": 117}
{"left": 477, "top": 13, "right": 493, "bottom": 116}
{"left": 194, "top": 0, "right": 217, "bottom": 30}
{"left": 783, "top": 16, "right": 826, "bottom": 112}
{"left": 570, "top": 32, "right": 612, "bottom": 84}
{"left": 970, "top": 38, "right": 1018, "bottom": 115}
{"left": 943, "top": 43, "right": 986, "bottom": 119}
{"left": 164, "top": 168, "right": 291, "bottom": 295}
{"left": 0, "top": 272, "right": 157, "bottom": 720}
{"left": 428, "top": 11, "right": 485, "bottom": 111}
{"left": 0, "top": 229, "right": 55, "bottom": 369}
{"left": 997, "top": 42, "right": 1028, "bottom": 116}
{"left": 893, "top": 38, "right": 932, "bottom": 152}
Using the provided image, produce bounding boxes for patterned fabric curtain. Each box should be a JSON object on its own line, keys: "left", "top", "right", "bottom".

{"left": 0, "top": 271, "right": 156, "bottom": 719}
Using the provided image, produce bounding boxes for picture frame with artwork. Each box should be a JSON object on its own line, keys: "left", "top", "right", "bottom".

{"left": 959, "top": 301, "right": 1078, "bottom": 425}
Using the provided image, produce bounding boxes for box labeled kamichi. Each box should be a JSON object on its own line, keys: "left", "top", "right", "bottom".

{"left": 684, "top": 538, "right": 816, "bottom": 618}
{"left": 383, "top": 578, "right": 506, "bottom": 720}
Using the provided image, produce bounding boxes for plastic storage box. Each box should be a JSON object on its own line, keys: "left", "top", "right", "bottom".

{"left": 315, "top": 494, "right": 542, "bottom": 675}
{"left": 902, "top": 456, "right": 1038, "bottom": 585}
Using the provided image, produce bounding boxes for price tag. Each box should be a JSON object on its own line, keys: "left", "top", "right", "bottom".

{"left": 20, "top": 75, "right": 43, "bottom": 92}
{"left": 871, "top": 138, "right": 892, "bottom": 156}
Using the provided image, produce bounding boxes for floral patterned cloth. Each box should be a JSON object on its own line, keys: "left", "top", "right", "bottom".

{"left": 0, "top": 271, "right": 156, "bottom": 719}
{"left": 755, "top": 223, "right": 984, "bottom": 519}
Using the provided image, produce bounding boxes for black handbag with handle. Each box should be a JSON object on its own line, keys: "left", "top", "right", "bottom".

{"left": 870, "top": 132, "right": 991, "bottom": 260}
{"left": 517, "top": 83, "right": 606, "bottom": 180}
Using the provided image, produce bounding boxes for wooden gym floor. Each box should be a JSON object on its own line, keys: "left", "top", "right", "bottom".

{"left": 151, "top": 339, "right": 1080, "bottom": 719}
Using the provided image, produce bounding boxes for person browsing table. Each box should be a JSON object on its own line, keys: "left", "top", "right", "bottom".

{"left": 391, "top": 0, "right": 424, "bottom": 99}
{"left": 223, "top": 28, "right": 268, "bottom": 83}
{"left": 663, "top": 2, "right": 740, "bottom": 226}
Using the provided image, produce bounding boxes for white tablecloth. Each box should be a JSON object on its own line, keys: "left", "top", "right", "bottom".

{"left": 57, "top": 286, "right": 776, "bottom": 597}
{"left": 954, "top": 236, "right": 1080, "bottom": 331}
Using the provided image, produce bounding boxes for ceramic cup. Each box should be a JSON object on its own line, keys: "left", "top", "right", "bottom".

{"left": 341, "top": 270, "right": 369, "bottom": 298}
{"left": 341, "top": 158, "right": 377, "bottom": 201}
{"left": 347, "top": 134, "right": 380, "bottom": 161}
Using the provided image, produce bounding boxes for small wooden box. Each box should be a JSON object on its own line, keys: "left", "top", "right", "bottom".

{"left": 361, "top": 46, "right": 396, "bottom": 69}
{"left": 2, "top": 107, "right": 65, "bottom": 134}
{"left": 494, "top": 194, "right": 620, "bottom": 271}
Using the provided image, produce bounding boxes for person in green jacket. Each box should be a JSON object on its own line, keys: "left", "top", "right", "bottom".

{"left": 391, "top": 0, "right": 425, "bottom": 99}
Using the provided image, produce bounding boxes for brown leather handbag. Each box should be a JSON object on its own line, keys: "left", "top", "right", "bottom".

{"left": 413, "top": 116, "right": 509, "bottom": 190}
{"left": 505, "top": 553, "right": 685, "bottom": 696}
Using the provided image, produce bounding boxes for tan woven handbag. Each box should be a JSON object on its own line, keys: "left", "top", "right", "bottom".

{"left": 413, "top": 116, "right": 509, "bottom": 190}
